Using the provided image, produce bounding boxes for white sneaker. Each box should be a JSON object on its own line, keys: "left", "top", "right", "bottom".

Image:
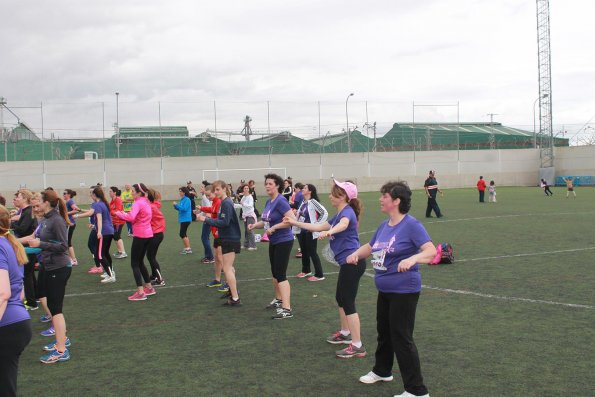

{"left": 359, "top": 371, "right": 394, "bottom": 384}
{"left": 394, "top": 392, "right": 429, "bottom": 397}
{"left": 101, "top": 275, "right": 116, "bottom": 283}
{"left": 100, "top": 272, "right": 109, "bottom": 279}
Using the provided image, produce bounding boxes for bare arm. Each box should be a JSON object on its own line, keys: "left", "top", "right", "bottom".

{"left": 0, "top": 269, "right": 10, "bottom": 320}
{"left": 346, "top": 243, "right": 373, "bottom": 264}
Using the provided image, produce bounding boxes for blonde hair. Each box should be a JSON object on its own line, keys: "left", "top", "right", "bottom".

{"left": 212, "top": 180, "right": 230, "bottom": 197}
{"left": 0, "top": 205, "right": 28, "bottom": 265}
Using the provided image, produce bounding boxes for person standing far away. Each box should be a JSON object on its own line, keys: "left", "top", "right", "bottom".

{"left": 423, "top": 171, "right": 443, "bottom": 218}
{"left": 198, "top": 181, "right": 215, "bottom": 264}
{"left": 488, "top": 180, "right": 497, "bottom": 203}
{"left": 187, "top": 181, "right": 198, "bottom": 221}
{"left": 564, "top": 177, "right": 577, "bottom": 198}
{"left": 540, "top": 178, "right": 553, "bottom": 196}
{"left": 477, "top": 176, "right": 486, "bottom": 203}
{"left": 121, "top": 184, "right": 135, "bottom": 236}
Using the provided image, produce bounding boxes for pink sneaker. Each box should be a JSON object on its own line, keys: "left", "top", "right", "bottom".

{"left": 127, "top": 291, "right": 147, "bottom": 301}
{"left": 88, "top": 266, "right": 104, "bottom": 274}
{"left": 307, "top": 276, "right": 325, "bottom": 282}
{"left": 296, "top": 272, "right": 312, "bottom": 278}
{"left": 143, "top": 286, "right": 156, "bottom": 296}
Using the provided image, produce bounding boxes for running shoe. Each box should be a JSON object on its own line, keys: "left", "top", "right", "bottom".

{"left": 150, "top": 278, "right": 166, "bottom": 287}
{"left": 296, "top": 272, "right": 312, "bottom": 278}
{"left": 43, "top": 338, "right": 72, "bottom": 351}
{"left": 101, "top": 275, "right": 116, "bottom": 283}
{"left": 201, "top": 257, "right": 215, "bottom": 264}
{"left": 25, "top": 303, "right": 38, "bottom": 311}
{"left": 223, "top": 297, "right": 242, "bottom": 306}
{"left": 88, "top": 266, "right": 104, "bottom": 274}
{"left": 326, "top": 331, "right": 352, "bottom": 345}
{"left": 113, "top": 252, "right": 128, "bottom": 259}
{"left": 272, "top": 308, "right": 293, "bottom": 320}
{"left": 179, "top": 249, "right": 193, "bottom": 255}
{"left": 217, "top": 283, "right": 229, "bottom": 293}
{"left": 220, "top": 290, "right": 232, "bottom": 299}
{"left": 265, "top": 298, "right": 282, "bottom": 309}
{"left": 128, "top": 291, "right": 147, "bottom": 301}
{"left": 40, "top": 348, "right": 70, "bottom": 364}
{"left": 40, "top": 314, "right": 52, "bottom": 323}
{"left": 143, "top": 286, "right": 156, "bottom": 296}
{"left": 70, "top": 260, "right": 78, "bottom": 266}
{"left": 336, "top": 344, "right": 367, "bottom": 358}
{"left": 247, "top": 247, "right": 257, "bottom": 251}
{"left": 295, "top": 252, "right": 303, "bottom": 258}
{"left": 40, "top": 326, "right": 55, "bottom": 337}
{"left": 206, "top": 280, "right": 222, "bottom": 288}
{"left": 394, "top": 393, "right": 429, "bottom": 397}
{"left": 358, "top": 371, "right": 394, "bottom": 384}
{"left": 307, "top": 276, "right": 325, "bottom": 282}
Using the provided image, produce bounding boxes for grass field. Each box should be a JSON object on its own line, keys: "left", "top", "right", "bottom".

{"left": 17, "top": 186, "right": 595, "bottom": 397}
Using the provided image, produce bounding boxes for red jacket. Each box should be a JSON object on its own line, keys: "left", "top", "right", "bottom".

{"left": 477, "top": 179, "right": 486, "bottom": 191}
{"left": 200, "top": 196, "right": 221, "bottom": 238}
{"left": 150, "top": 201, "right": 166, "bottom": 234}
{"left": 110, "top": 197, "right": 125, "bottom": 226}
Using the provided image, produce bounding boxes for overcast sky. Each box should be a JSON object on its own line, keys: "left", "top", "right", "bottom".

{"left": 1, "top": 0, "right": 594, "bottom": 143}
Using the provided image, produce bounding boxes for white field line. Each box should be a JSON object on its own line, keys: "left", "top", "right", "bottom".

{"left": 457, "top": 246, "right": 595, "bottom": 263}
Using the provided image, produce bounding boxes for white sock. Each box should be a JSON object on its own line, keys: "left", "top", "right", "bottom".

{"left": 340, "top": 330, "right": 350, "bottom": 336}
{"left": 352, "top": 341, "right": 362, "bottom": 348}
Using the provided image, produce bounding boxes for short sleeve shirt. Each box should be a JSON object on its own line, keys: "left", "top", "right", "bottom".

{"left": 91, "top": 201, "right": 115, "bottom": 236}
{"left": 262, "top": 196, "right": 293, "bottom": 244}
{"left": 327, "top": 205, "right": 360, "bottom": 265}
{"left": 369, "top": 215, "right": 431, "bottom": 293}
{"left": 0, "top": 238, "right": 30, "bottom": 327}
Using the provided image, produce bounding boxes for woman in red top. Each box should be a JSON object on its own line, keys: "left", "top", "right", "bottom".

{"left": 196, "top": 184, "right": 225, "bottom": 290}
{"left": 146, "top": 188, "right": 166, "bottom": 286}
{"left": 109, "top": 187, "right": 127, "bottom": 259}
{"left": 476, "top": 176, "right": 486, "bottom": 203}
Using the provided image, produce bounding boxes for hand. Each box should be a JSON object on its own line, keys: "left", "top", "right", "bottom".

{"left": 318, "top": 230, "right": 330, "bottom": 240}
{"left": 28, "top": 238, "right": 40, "bottom": 248}
{"left": 247, "top": 223, "right": 256, "bottom": 231}
{"left": 397, "top": 258, "right": 417, "bottom": 272}
{"left": 282, "top": 216, "right": 294, "bottom": 225}
{"left": 173, "top": 201, "right": 177, "bottom": 206}
{"left": 197, "top": 214, "right": 206, "bottom": 222}
{"left": 346, "top": 253, "right": 358, "bottom": 264}
{"left": 266, "top": 228, "right": 275, "bottom": 236}
{"left": 97, "top": 232, "right": 102, "bottom": 240}
{"left": 87, "top": 224, "right": 94, "bottom": 230}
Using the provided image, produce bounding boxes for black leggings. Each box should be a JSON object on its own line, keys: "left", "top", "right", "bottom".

{"left": 269, "top": 240, "right": 294, "bottom": 282}
{"left": 67, "top": 224, "right": 76, "bottom": 247}
{"left": 335, "top": 259, "right": 366, "bottom": 315}
{"left": 23, "top": 254, "right": 37, "bottom": 308}
{"left": 146, "top": 232, "right": 164, "bottom": 280}
{"left": 0, "top": 320, "right": 32, "bottom": 397}
{"left": 45, "top": 266, "right": 72, "bottom": 316}
{"left": 298, "top": 232, "right": 323, "bottom": 277}
{"left": 88, "top": 230, "right": 99, "bottom": 267}
{"left": 95, "top": 233, "right": 114, "bottom": 276}
{"left": 130, "top": 237, "right": 151, "bottom": 287}
{"left": 113, "top": 224, "right": 124, "bottom": 241}
{"left": 179, "top": 222, "right": 190, "bottom": 238}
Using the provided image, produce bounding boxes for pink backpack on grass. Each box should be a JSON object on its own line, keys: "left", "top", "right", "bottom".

{"left": 430, "top": 243, "right": 454, "bottom": 265}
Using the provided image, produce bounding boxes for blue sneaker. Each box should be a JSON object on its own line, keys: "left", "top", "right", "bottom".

{"left": 43, "top": 338, "right": 71, "bottom": 352}
{"left": 217, "top": 283, "right": 229, "bottom": 293}
{"left": 206, "top": 280, "right": 222, "bottom": 288}
{"left": 40, "top": 348, "right": 70, "bottom": 364}
{"left": 40, "top": 326, "right": 55, "bottom": 337}
{"left": 40, "top": 314, "right": 52, "bottom": 323}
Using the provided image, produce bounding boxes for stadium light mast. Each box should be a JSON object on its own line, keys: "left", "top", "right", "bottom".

{"left": 533, "top": 93, "right": 549, "bottom": 148}
{"left": 487, "top": 113, "right": 499, "bottom": 149}
{"left": 536, "top": 0, "right": 554, "bottom": 170}
{"left": 345, "top": 93, "right": 354, "bottom": 153}
{"left": 115, "top": 92, "right": 120, "bottom": 159}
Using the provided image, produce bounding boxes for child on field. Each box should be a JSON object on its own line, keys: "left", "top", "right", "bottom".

{"left": 488, "top": 180, "right": 497, "bottom": 203}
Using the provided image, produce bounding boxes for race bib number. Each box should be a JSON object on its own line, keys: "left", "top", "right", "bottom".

{"left": 371, "top": 248, "right": 387, "bottom": 271}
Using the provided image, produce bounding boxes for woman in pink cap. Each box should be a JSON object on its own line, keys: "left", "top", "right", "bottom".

{"left": 284, "top": 178, "right": 366, "bottom": 358}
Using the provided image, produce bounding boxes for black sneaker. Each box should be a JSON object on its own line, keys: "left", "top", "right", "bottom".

{"left": 265, "top": 298, "right": 282, "bottom": 309}
{"left": 151, "top": 278, "right": 166, "bottom": 287}
{"left": 223, "top": 297, "right": 242, "bottom": 306}
{"left": 220, "top": 291, "right": 232, "bottom": 299}
{"left": 272, "top": 308, "right": 293, "bottom": 319}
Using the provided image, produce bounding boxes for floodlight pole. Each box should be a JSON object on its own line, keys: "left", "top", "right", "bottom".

{"left": 533, "top": 93, "right": 548, "bottom": 148}
{"left": 115, "top": 92, "right": 120, "bottom": 158}
{"left": 345, "top": 93, "right": 354, "bottom": 153}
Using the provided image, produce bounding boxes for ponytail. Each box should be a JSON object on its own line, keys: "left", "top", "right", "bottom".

{"left": 41, "top": 189, "right": 72, "bottom": 226}
{"left": 348, "top": 198, "right": 363, "bottom": 222}
{"left": 0, "top": 205, "right": 27, "bottom": 265}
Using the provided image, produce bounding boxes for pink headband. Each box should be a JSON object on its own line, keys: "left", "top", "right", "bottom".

{"left": 137, "top": 183, "right": 145, "bottom": 194}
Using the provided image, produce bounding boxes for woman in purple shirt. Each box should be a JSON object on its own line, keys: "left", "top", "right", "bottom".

{"left": 348, "top": 181, "right": 436, "bottom": 397}
{"left": 248, "top": 174, "right": 295, "bottom": 319}
{"left": 0, "top": 205, "right": 32, "bottom": 397}
{"left": 285, "top": 179, "right": 366, "bottom": 358}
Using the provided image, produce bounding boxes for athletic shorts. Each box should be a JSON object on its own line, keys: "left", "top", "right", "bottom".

{"left": 214, "top": 239, "right": 241, "bottom": 255}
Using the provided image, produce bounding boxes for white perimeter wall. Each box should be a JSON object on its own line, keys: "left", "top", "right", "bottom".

{"left": 0, "top": 147, "right": 592, "bottom": 201}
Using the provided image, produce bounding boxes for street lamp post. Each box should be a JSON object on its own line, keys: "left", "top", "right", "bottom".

{"left": 115, "top": 92, "right": 120, "bottom": 158}
{"left": 345, "top": 93, "right": 354, "bottom": 153}
{"left": 533, "top": 93, "right": 549, "bottom": 148}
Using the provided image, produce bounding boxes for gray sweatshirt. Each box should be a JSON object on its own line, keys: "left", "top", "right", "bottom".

{"left": 38, "top": 209, "right": 70, "bottom": 271}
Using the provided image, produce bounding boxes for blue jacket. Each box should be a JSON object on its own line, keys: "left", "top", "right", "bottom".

{"left": 204, "top": 197, "right": 241, "bottom": 242}
{"left": 174, "top": 196, "right": 192, "bottom": 223}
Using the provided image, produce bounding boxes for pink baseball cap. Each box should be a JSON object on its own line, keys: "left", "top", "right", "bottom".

{"left": 333, "top": 178, "right": 358, "bottom": 200}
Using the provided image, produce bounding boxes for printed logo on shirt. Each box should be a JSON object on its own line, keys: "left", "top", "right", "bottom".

{"left": 371, "top": 235, "right": 396, "bottom": 271}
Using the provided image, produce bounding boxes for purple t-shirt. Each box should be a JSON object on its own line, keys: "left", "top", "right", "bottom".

{"left": 91, "top": 201, "right": 115, "bottom": 236}
{"left": 66, "top": 199, "right": 76, "bottom": 224}
{"left": 262, "top": 196, "right": 294, "bottom": 245}
{"left": 369, "top": 214, "right": 431, "bottom": 294}
{"left": 328, "top": 205, "right": 360, "bottom": 265}
{"left": 0, "top": 238, "right": 30, "bottom": 327}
